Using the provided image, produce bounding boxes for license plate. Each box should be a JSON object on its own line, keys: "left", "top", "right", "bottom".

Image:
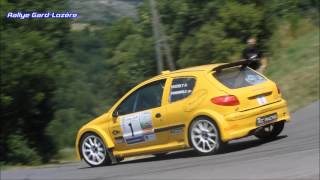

{"left": 256, "top": 113, "right": 277, "bottom": 126}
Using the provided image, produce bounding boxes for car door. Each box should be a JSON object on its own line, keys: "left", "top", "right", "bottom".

{"left": 108, "top": 79, "right": 169, "bottom": 151}
{"left": 165, "top": 77, "right": 197, "bottom": 142}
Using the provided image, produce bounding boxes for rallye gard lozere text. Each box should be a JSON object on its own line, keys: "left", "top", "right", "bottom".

{"left": 75, "top": 61, "right": 290, "bottom": 167}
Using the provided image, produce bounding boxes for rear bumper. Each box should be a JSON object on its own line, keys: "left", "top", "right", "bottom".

{"left": 221, "top": 99, "right": 290, "bottom": 141}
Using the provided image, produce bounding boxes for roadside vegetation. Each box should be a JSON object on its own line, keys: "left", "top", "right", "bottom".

{"left": 1, "top": 0, "right": 318, "bottom": 167}
{"left": 267, "top": 20, "right": 319, "bottom": 112}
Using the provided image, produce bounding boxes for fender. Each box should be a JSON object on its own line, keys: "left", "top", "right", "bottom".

{"left": 184, "top": 108, "right": 229, "bottom": 146}
{"left": 76, "top": 126, "right": 115, "bottom": 160}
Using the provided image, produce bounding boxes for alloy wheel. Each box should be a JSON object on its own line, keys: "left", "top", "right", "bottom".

{"left": 190, "top": 119, "right": 219, "bottom": 153}
{"left": 81, "top": 135, "right": 107, "bottom": 166}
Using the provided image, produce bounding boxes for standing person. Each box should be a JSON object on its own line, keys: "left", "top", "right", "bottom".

{"left": 242, "top": 37, "right": 268, "bottom": 73}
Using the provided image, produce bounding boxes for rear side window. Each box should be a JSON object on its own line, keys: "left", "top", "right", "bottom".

{"left": 213, "top": 67, "right": 266, "bottom": 89}
{"left": 169, "top": 77, "right": 196, "bottom": 102}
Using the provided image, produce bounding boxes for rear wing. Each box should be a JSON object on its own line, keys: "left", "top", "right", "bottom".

{"left": 212, "top": 60, "right": 250, "bottom": 72}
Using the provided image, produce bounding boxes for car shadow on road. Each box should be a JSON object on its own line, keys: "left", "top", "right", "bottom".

{"left": 117, "top": 135, "right": 288, "bottom": 165}
{"left": 219, "top": 135, "right": 288, "bottom": 154}
{"left": 79, "top": 135, "right": 288, "bottom": 169}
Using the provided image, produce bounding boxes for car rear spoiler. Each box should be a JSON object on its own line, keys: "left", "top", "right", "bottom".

{"left": 212, "top": 60, "right": 250, "bottom": 72}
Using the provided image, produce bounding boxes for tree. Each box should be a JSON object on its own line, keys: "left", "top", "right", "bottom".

{"left": 0, "top": 0, "right": 71, "bottom": 164}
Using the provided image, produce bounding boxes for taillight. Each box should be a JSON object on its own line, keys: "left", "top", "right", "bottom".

{"left": 211, "top": 95, "right": 240, "bottom": 106}
{"left": 276, "top": 84, "right": 281, "bottom": 94}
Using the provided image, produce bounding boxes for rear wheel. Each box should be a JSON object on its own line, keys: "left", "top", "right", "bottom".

{"left": 254, "top": 121, "right": 285, "bottom": 140}
{"left": 80, "top": 133, "right": 111, "bottom": 167}
{"left": 189, "top": 117, "right": 222, "bottom": 155}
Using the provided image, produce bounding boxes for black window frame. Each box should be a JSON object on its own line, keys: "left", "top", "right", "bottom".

{"left": 169, "top": 77, "right": 196, "bottom": 103}
{"left": 114, "top": 79, "right": 166, "bottom": 116}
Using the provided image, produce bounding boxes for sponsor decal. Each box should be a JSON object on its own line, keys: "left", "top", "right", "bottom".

{"left": 115, "top": 138, "right": 124, "bottom": 144}
{"left": 170, "top": 127, "right": 183, "bottom": 135}
{"left": 120, "top": 111, "right": 156, "bottom": 144}
{"left": 257, "top": 96, "right": 267, "bottom": 105}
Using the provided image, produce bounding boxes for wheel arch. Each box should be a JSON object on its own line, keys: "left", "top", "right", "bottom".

{"left": 185, "top": 110, "right": 227, "bottom": 147}
{"left": 76, "top": 127, "right": 115, "bottom": 160}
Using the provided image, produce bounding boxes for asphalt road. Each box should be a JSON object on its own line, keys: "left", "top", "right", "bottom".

{"left": 2, "top": 101, "right": 319, "bottom": 180}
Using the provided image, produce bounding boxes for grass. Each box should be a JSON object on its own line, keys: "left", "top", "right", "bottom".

{"left": 1, "top": 148, "right": 77, "bottom": 171}
{"left": 266, "top": 26, "right": 319, "bottom": 112}
{"left": 50, "top": 148, "right": 77, "bottom": 163}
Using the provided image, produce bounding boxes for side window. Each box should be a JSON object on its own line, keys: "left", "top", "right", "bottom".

{"left": 116, "top": 79, "right": 166, "bottom": 116}
{"left": 169, "top": 77, "right": 196, "bottom": 103}
{"left": 116, "top": 91, "right": 138, "bottom": 116}
{"left": 135, "top": 80, "right": 166, "bottom": 112}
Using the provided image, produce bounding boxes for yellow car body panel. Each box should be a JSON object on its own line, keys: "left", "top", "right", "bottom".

{"left": 75, "top": 63, "right": 290, "bottom": 160}
{"left": 75, "top": 113, "right": 115, "bottom": 160}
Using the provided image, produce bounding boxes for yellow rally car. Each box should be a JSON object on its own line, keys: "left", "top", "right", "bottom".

{"left": 75, "top": 60, "right": 290, "bottom": 167}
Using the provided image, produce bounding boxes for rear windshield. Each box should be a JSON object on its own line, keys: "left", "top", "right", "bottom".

{"left": 213, "top": 67, "right": 266, "bottom": 89}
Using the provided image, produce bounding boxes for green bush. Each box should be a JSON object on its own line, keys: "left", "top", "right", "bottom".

{"left": 6, "top": 133, "right": 41, "bottom": 165}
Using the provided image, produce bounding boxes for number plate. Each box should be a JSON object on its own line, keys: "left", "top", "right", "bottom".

{"left": 256, "top": 113, "right": 277, "bottom": 126}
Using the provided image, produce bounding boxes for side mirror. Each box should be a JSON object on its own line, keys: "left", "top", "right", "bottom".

{"left": 112, "top": 111, "right": 119, "bottom": 118}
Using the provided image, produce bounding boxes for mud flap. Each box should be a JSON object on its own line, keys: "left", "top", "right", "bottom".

{"left": 106, "top": 148, "right": 118, "bottom": 164}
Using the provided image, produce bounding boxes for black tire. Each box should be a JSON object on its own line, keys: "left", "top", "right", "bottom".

{"left": 116, "top": 156, "right": 124, "bottom": 162}
{"left": 254, "top": 121, "right": 285, "bottom": 140}
{"left": 220, "top": 141, "right": 229, "bottom": 150}
{"left": 80, "top": 133, "right": 112, "bottom": 167}
{"left": 188, "top": 117, "right": 223, "bottom": 155}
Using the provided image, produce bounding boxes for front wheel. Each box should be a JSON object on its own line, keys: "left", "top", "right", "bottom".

{"left": 254, "top": 121, "right": 285, "bottom": 140}
{"left": 189, "top": 117, "right": 222, "bottom": 155}
{"left": 80, "top": 133, "right": 111, "bottom": 167}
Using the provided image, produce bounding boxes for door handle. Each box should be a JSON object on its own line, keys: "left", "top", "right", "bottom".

{"left": 155, "top": 113, "right": 161, "bottom": 118}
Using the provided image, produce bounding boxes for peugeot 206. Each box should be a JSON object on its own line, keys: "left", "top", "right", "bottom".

{"left": 75, "top": 60, "right": 290, "bottom": 167}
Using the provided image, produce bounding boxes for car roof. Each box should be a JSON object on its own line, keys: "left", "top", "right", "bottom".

{"left": 173, "top": 64, "right": 222, "bottom": 72}
{"left": 150, "top": 63, "right": 223, "bottom": 80}
{"left": 122, "top": 63, "right": 228, "bottom": 97}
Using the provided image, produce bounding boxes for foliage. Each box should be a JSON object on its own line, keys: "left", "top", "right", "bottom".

{"left": 6, "top": 133, "right": 41, "bottom": 165}
{"left": 266, "top": 20, "right": 319, "bottom": 112}
{"left": 0, "top": 0, "right": 71, "bottom": 164}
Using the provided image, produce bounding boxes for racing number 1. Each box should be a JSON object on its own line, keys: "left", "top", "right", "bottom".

{"left": 128, "top": 122, "right": 134, "bottom": 137}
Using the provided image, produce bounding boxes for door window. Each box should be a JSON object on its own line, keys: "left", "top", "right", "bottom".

{"left": 116, "top": 80, "right": 166, "bottom": 116}
{"left": 169, "top": 77, "right": 196, "bottom": 102}
{"left": 116, "top": 92, "right": 138, "bottom": 115}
